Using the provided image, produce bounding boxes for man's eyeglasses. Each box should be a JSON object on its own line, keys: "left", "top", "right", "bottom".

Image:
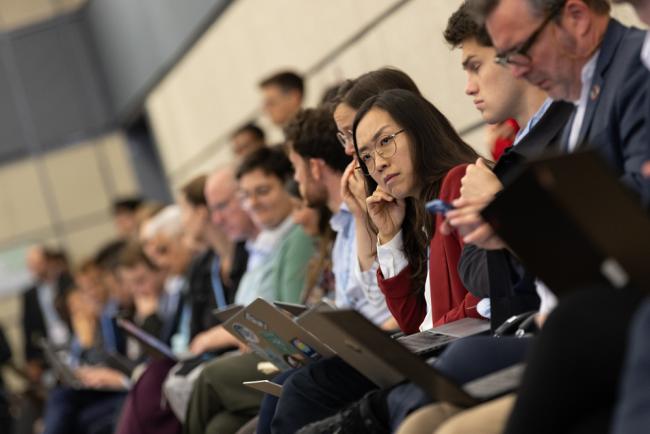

{"left": 358, "top": 129, "right": 404, "bottom": 174}
{"left": 494, "top": 0, "right": 566, "bottom": 67}
{"left": 336, "top": 129, "right": 353, "bottom": 148}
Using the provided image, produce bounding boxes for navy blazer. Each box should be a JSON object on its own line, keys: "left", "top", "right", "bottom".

{"left": 565, "top": 19, "right": 649, "bottom": 194}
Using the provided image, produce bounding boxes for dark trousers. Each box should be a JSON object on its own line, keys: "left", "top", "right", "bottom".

{"left": 385, "top": 335, "right": 532, "bottom": 431}
{"left": 504, "top": 286, "right": 645, "bottom": 434}
{"left": 271, "top": 356, "right": 376, "bottom": 434}
{"left": 257, "top": 369, "right": 295, "bottom": 434}
{"left": 42, "top": 386, "right": 126, "bottom": 434}
{"left": 612, "top": 297, "right": 650, "bottom": 434}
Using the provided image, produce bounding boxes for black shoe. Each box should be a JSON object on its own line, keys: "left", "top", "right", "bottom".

{"left": 296, "top": 397, "right": 389, "bottom": 434}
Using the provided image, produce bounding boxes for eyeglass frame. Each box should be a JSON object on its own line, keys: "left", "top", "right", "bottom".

{"left": 494, "top": 0, "right": 566, "bottom": 67}
{"left": 357, "top": 129, "right": 405, "bottom": 174}
{"left": 336, "top": 129, "right": 353, "bottom": 148}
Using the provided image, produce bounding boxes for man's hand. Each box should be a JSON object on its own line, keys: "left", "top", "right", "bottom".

{"left": 25, "top": 360, "right": 44, "bottom": 384}
{"left": 189, "top": 325, "right": 239, "bottom": 355}
{"left": 440, "top": 196, "right": 506, "bottom": 250}
{"left": 76, "top": 366, "right": 127, "bottom": 389}
{"left": 460, "top": 158, "right": 503, "bottom": 199}
{"left": 642, "top": 161, "right": 650, "bottom": 178}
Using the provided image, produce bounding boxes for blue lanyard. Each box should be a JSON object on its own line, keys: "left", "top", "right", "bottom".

{"left": 211, "top": 256, "right": 228, "bottom": 308}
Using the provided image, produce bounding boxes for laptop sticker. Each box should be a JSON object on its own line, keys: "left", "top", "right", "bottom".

{"left": 291, "top": 338, "right": 321, "bottom": 360}
{"left": 233, "top": 323, "right": 259, "bottom": 344}
{"left": 245, "top": 313, "right": 268, "bottom": 330}
{"left": 261, "top": 331, "right": 295, "bottom": 355}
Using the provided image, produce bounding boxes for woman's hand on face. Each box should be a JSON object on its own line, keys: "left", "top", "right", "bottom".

{"left": 341, "top": 161, "right": 368, "bottom": 218}
{"left": 366, "top": 186, "right": 405, "bottom": 244}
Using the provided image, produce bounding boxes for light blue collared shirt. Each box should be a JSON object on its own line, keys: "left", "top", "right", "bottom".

{"left": 330, "top": 204, "right": 392, "bottom": 326}
{"left": 514, "top": 97, "right": 553, "bottom": 146}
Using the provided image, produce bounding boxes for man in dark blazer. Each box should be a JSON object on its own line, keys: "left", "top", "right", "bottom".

{"left": 470, "top": 0, "right": 648, "bottom": 193}
{"left": 21, "top": 246, "right": 73, "bottom": 383}
{"left": 447, "top": 0, "right": 649, "bottom": 312}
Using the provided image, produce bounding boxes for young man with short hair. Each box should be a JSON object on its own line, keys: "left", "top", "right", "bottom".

{"left": 259, "top": 71, "right": 304, "bottom": 127}
{"left": 231, "top": 123, "right": 266, "bottom": 158}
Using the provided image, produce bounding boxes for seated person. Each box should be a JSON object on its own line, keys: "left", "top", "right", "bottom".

{"left": 22, "top": 245, "right": 74, "bottom": 386}
{"left": 188, "top": 147, "right": 316, "bottom": 355}
{"left": 41, "top": 251, "right": 161, "bottom": 434}
{"left": 184, "top": 180, "right": 333, "bottom": 434}
{"left": 139, "top": 205, "right": 193, "bottom": 348}
{"left": 272, "top": 89, "right": 485, "bottom": 434}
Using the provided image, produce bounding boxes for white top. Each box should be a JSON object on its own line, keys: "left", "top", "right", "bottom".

{"left": 535, "top": 280, "right": 558, "bottom": 316}
{"left": 245, "top": 215, "right": 295, "bottom": 271}
{"left": 36, "top": 282, "right": 70, "bottom": 346}
{"left": 642, "top": 31, "right": 650, "bottom": 70}
{"left": 567, "top": 51, "right": 600, "bottom": 152}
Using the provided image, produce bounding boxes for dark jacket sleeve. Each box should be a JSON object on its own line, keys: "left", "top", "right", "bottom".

{"left": 0, "top": 326, "right": 11, "bottom": 365}
{"left": 22, "top": 287, "right": 45, "bottom": 363}
{"left": 458, "top": 245, "right": 490, "bottom": 298}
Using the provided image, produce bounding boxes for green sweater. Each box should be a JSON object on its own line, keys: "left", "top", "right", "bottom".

{"left": 234, "top": 223, "right": 315, "bottom": 305}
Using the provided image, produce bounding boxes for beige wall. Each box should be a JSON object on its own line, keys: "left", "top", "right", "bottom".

{"left": 0, "top": 0, "right": 85, "bottom": 30}
{"left": 0, "top": 132, "right": 139, "bottom": 282}
{"left": 146, "top": 0, "right": 645, "bottom": 189}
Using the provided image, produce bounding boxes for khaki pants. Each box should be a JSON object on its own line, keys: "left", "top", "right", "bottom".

{"left": 396, "top": 394, "right": 516, "bottom": 434}
{"left": 184, "top": 352, "right": 274, "bottom": 434}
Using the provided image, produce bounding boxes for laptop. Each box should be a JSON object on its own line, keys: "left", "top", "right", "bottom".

{"left": 481, "top": 151, "right": 650, "bottom": 296}
{"left": 222, "top": 298, "right": 336, "bottom": 371}
{"left": 316, "top": 310, "right": 523, "bottom": 406}
{"left": 212, "top": 304, "right": 244, "bottom": 323}
{"left": 40, "top": 339, "right": 124, "bottom": 391}
{"left": 396, "top": 318, "right": 491, "bottom": 356}
{"left": 116, "top": 318, "right": 211, "bottom": 366}
{"left": 273, "top": 301, "right": 309, "bottom": 317}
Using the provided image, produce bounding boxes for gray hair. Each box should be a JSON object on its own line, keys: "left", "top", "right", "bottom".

{"left": 140, "top": 205, "right": 184, "bottom": 240}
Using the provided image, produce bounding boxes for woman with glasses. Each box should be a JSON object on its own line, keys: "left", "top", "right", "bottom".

{"left": 352, "top": 89, "right": 484, "bottom": 334}
{"left": 333, "top": 68, "right": 421, "bottom": 275}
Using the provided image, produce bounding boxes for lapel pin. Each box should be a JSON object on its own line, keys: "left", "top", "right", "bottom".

{"left": 590, "top": 84, "right": 600, "bottom": 101}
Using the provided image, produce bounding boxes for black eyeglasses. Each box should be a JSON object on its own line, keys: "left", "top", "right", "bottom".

{"left": 494, "top": 0, "right": 566, "bottom": 67}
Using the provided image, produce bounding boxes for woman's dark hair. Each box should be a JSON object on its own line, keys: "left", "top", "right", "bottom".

{"left": 352, "top": 89, "right": 479, "bottom": 290}
{"left": 335, "top": 67, "right": 421, "bottom": 111}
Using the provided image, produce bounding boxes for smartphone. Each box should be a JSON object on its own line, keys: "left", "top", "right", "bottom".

{"left": 425, "top": 199, "right": 454, "bottom": 215}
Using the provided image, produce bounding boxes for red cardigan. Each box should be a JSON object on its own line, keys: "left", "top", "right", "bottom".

{"left": 377, "top": 164, "right": 482, "bottom": 334}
